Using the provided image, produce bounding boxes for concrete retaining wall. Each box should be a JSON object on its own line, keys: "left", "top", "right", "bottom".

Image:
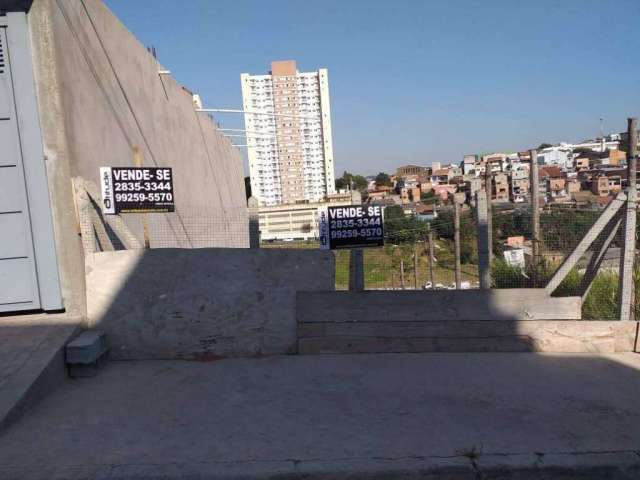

{"left": 85, "top": 249, "right": 335, "bottom": 359}
{"left": 298, "top": 290, "right": 583, "bottom": 322}
{"left": 298, "top": 320, "right": 639, "bottom": 354}
{"left": 29, "top": 0, "right": 248, "bottom": 252}
{"left": 296, "top": 291, "right": 637, "bottom": 354}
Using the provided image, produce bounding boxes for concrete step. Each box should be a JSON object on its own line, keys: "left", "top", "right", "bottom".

{"left": 0, "top": 313, "right": 80, "bottom": 431}
{"left": 297, "top": 320, "right": 638, "bottom": 354}
{"left": 297, "top": 290, "right": 582, "bottom": 323}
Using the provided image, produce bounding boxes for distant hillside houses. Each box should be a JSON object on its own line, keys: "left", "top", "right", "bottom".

{"left": 364, "top": 131, "right": 638, "bottom": 217}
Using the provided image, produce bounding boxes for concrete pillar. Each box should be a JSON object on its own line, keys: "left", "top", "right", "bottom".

{"left": 529, "top": 149, "right": 541, "bottom": 285}
{"left": 349, "top": 249, "right": 365, "bottom": 291}
{"left": 484, "top": 167, "right": 493, "bottom": 263}
{"left": 475, "top": 190, "right": 491, "bottom": 289}
{"left": 454, "top": 201, "right": 461, "bottom": 289}
{"left": 413, "top": 242, "right": 419, "bottom": 290}
{"left": 619, "top": 118, "right": 637, "bottom": 321}
{"left": 248, "top": 196, "right": 260, "bottom": 249}
{"left": 427, "top": 227, "right": 435, "bottom": 289}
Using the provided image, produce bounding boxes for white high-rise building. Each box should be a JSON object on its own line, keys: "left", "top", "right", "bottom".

{"left": 241, "top": 60, "right": 336, "bottom": 206}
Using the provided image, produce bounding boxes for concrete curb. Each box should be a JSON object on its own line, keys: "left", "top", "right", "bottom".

{"left": 476, "top": 451, "right": 640, "bottom": 479}
{"left": 2, "top": 451, "right": 640, "bottom": 480}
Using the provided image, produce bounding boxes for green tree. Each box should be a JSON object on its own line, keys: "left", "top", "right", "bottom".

{"left": 572, "top": 147, "right": 595, "bottom": 158}
{"left": 617, "top": 130, "right": 640, "bottom": 154}
{"left": 384, "top": 205, "right": 404, "bottom": 220}
{"left": 420, "top": 190, "right": 437, "bottom": 203}
{"left": 335, "top": 170, "right": 351, "bottom": 190}
{"left": 431, "top": 208, "right": 477, "bottom": 264}
{"left": 352, "top": 175, "right": 368, "bottom": 192}
{"left": 375, "top": 172, "right": 393, "bottom": 187}
{"left": 335, "top": 171, "right": 368, "bottom": 192}
{"left": 384, "top": 206, "right": 428, "bottom": 244}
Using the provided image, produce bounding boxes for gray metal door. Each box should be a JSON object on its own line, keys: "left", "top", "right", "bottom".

{"left": 0, "top": 14, "right": 62, "bottom": 313}
{"left": 0, "top": 27, "right": 41, "bottom": 312}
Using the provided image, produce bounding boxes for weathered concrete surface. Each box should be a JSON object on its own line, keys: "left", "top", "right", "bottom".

{"left": 21, "top": 0, "right": 250, "bottom": 317}
{"left": 0, "top": 313, "right": 80, "bottom": 430}
{"left": 298, "top": 320, "right": 639, "bottom": 354}
{"left": 2, "top": 353, "right": 640, "bottom": 479}
{"left": 298, "top": 290, "right": 582, "bottom": 323}
{"left": 85, "top": 248, "right": 335, "bottom": 359}
{"left": 29, "top": 0, "right": 248, "bottom": 254}
{"left": 26, "top": 0, "right": 87, "bottom": 317}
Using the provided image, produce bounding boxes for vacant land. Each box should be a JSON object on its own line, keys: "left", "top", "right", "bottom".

{"left": 262, "top": 239, "right": 479, "bottom": 290}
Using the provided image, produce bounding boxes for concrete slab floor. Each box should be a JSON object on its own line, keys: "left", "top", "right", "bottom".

{"left": 0, "top": 314, "right": 79, "bottom": 430}
{"left": 2, "top": 353, "right": 640, "bottom": 479}
{"left": 0, "top": 314, "right": 72, "bottom": 391}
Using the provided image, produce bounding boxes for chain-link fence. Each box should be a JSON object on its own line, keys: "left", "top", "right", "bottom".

{"left": 76, "top": 174, "right": 636, "bottom": 320}
{"left": 490, "top": 203, "right": 633, "bottom": 320}
{"left": 118, "top": 206, "right": 250, "bottom": 249}
{"left": 317, "top": 202, "right": 634, "bottom": 320}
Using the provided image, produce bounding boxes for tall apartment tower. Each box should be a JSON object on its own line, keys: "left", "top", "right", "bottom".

{"left": 241, "top": 60, "right": 336, "bottom": 206}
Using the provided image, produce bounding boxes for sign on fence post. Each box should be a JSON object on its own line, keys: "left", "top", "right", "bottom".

{"left": 318, "top": 205, "right": 384, "bottom": 292}
{"left": 99, "top": 166, "right": 175, "bottom": 214}
{"left": 318, "top": 205, "right": 384, "bottom": 250}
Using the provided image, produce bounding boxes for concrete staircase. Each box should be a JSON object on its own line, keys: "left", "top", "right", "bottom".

{"left": 0, "top": 313, "right": 80, "bottom": 430}
{"left": 296, "top": 291, "right": 636, "bottom": 354}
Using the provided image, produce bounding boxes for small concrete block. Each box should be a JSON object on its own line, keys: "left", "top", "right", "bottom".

{"left": 68, "top": 350, "right": 109, "bottom": 378}
{"left": 65, "top": 331, "right": 106, "bottom": 364}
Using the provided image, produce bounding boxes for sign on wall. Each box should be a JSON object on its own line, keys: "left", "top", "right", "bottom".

{"left": 503, "top": 248, "right": 525, "bottom": 270}
{"left": 319, "top": 205, "right": 384, "bottom": 250}
{"left": 100, "top": 167, "right": 174, "bottom": 214}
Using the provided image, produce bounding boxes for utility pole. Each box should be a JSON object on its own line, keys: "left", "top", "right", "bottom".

{"left": 619, "top": 118, "right": 637, "bottom": 321}
{"left": 349, "top": 249, "right": 364, "bottom": 292}
{"left": 400, "top": 259, "right": 406, "bottom": 290}
{"left": 529, "top": 149, "right": 540, "bottom": 286}
{"left": 484, "top": 163, "right": 493, "bottom": 263}
{"left": 454, "top": 200, "right": 461, "bottom": 289}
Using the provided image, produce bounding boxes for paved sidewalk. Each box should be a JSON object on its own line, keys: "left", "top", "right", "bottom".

{"left": 0, "top": 313, "right": 79, "bottom": 429}
{"left": 2, "top": 353, "right": 640, "bottom": 479}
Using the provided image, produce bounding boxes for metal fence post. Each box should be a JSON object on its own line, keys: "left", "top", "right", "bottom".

{"left": 349, "top": 248, "right": 364, "bottom": 292}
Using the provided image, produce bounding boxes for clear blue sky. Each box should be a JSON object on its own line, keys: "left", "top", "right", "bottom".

{"left": 105, "top": 0, "right": 640, "bottom": 176}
